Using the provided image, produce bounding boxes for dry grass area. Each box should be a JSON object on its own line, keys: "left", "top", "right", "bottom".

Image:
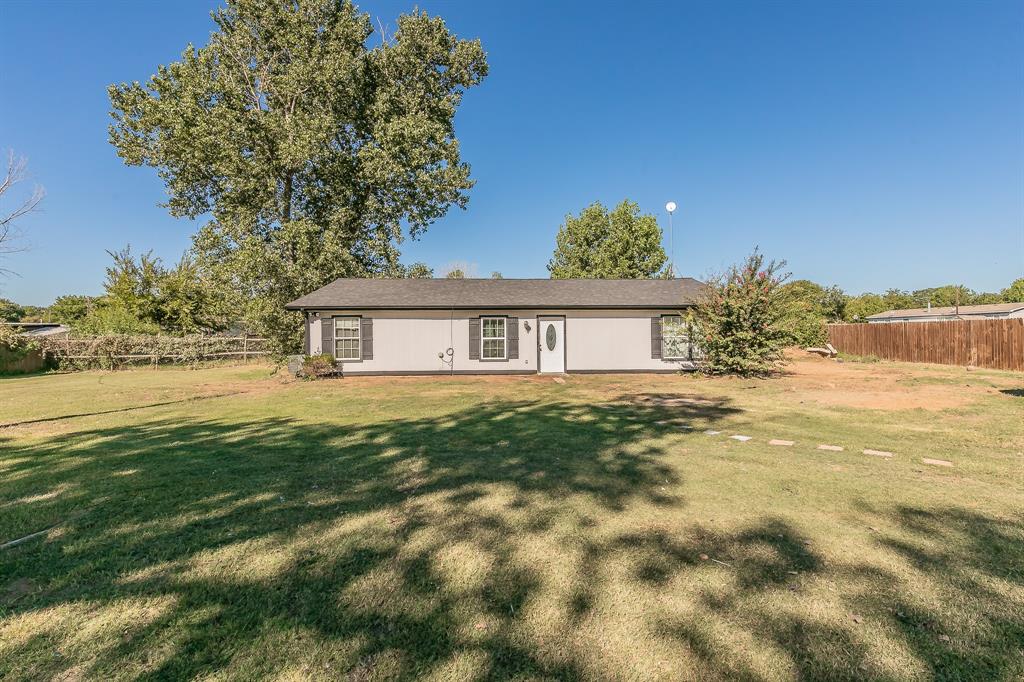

{"left": 0, "top": 356, "right": 1022, "bottom": 680}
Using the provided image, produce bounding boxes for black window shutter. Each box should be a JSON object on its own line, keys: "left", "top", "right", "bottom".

{"left": 507, "top": 317, "right": 519, "bottom": 360}
{"left": 322, "top": 316, "right": 334, "bottom": 357}
{"left": 304, "top": 314, "right": 312, "bottom": 355}
{"left": 469, "top": 317, "right": 480, "bottom": 359}
{"left": 360, "top": 317, "right": 373, "bottom": 360}
{"left": 651, "top": 316, "right": 662, "bottom": 359}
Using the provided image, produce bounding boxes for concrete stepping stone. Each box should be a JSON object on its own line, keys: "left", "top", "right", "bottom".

{"left": 817, "top": 444, "right": 844, "bottom": 452}
{"left": 704, "top": 430, "right": 721, "bottom": 435}
{"left": 922, "top": 458, "right": 953, "bottom": 467}
{"left": 730, "top": 435, "right": 752, "bottom": 442}
{"left": 769, "top": 439, "right": 795, "bottom": 446}
{"left": 863, "top": 449, "right": 894, "bottom": 458}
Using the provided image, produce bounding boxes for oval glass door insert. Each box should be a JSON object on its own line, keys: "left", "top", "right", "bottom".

{"left": 545, "top": 324, "right": 557, "bottom": 351}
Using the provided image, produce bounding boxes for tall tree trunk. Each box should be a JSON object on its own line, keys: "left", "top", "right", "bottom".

{"left": 282, "top": 173, "right": 295, "bottom": 264}
{"left": 281, "top": 174, "right": 293, "bottom": 224}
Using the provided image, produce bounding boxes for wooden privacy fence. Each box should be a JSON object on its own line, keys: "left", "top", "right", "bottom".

{"left": 41, "top": 335, "right": 271, "bottom": 371}
{"left": 827, "top": 319, "right": 1024, "bottom": 371}
{"left": 0, "top": 346, "right": 49, "bottom": 374}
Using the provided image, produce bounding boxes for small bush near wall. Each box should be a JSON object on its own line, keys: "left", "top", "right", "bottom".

{"left": 301, "top": 353, "right": 338, "bottom": 378}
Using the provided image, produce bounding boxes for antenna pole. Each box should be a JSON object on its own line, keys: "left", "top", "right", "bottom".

{"left": 669, "top": 211, "right": 674, "bottom": 277}
{"left": 665, "top": 201, "right": 677, "bottom": 278}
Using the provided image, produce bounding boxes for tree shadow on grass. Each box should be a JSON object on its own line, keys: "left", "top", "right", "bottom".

{"left": 0, "top": 395, "right": 737, "bottom": 679}
{"left": 647, "top": 507, "right": 1024, "bottom": 681}
{"left": 1, "top": 394, "right": 1020, "bottom": 680}
{"left": 850, "top": 505, "right": 1024, "bottom": 680}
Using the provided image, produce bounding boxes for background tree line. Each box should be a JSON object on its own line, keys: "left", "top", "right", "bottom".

{"left": 3, "top": 186, "right": 1021, "bottom": 352}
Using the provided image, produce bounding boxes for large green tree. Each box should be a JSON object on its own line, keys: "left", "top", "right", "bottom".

{"left": 401, "top": 262, "right": 434, "bottom": 279}
{"left": 1002, "top": 278, "right": 1024, "bottom": 303}
{"left": 80, "top": 247, "right": 227, "bottom": 335}
{"left": 0, "top": 298, "right": 25, "bottom": 322}
{"left": 912, "top": 285, "right": 975, "bottom": 307}
{"left": 548, "top": 200, "right": 667, "bottom": 279}
{"left": 48, "top": 295, "right": 100, "bottom": 325}
{"left": 780, "top": 279, "right": 848, "bottom": 345}
{"left": 845, "top": 293, "right": 885, "bottom": 322}
{"left": 108, "top": 0, "right": 487, "bottom": 349}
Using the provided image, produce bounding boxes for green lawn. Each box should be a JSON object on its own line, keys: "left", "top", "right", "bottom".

{"left": 1, "top": 359, "right": 1022, "bottom": 680}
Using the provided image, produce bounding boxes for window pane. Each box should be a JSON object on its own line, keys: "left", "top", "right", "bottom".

{"left": 662, "top": 315, "right": 688, "bottom": 359}
{"left": 335, "top": 338, "right": 360, "bottom": 360}
{"left": 482, "top": 338, "right": 505, "bottom": 359}
{"left": 335, "top": 317, "right": 359, "bottom": 339}
{"left": 663, "top": 336, "right": 688, "bottom": 359}
{"left": 482, "top": 318, "right": 505, "bottom": 338}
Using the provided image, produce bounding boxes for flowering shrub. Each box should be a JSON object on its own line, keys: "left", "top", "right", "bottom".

{"left": 690, "top": 250, "right": 794, "bottom": 377}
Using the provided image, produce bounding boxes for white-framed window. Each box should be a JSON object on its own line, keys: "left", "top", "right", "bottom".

{"left": 334, "top": 316, "right": 361, "bottom": 360}
{"left": 662, "top": 315, "right": 689, "bottom": 360}
{"left": 481, "top": 316, "right": 507, "bottom": 360}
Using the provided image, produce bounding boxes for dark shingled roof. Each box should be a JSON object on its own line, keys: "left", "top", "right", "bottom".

{"left": 286, "top": 278, "right": 704, "bottom": 310}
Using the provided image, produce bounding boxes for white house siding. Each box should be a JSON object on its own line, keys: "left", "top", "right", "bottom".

{"left": 564, "top": 310, "right": 691, "bottom": 372}
{"left": 310, "top": 310, "right": 532, "bottom": 373}
{"left": 307, "top": 308, "right": 693, "bottom": 374}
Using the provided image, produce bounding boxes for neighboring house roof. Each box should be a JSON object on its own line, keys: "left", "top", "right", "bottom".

{"left": 866, "top": 302, "right": 1024, "bottom": 320}
{"left": 0, "top": 322, "right": 71, "bottom": 337}
{"left": 286, "top": 278, "right": 705, "bottom": 310}
{"left": 23, "top": 325, "right": 71, "bottom": 338}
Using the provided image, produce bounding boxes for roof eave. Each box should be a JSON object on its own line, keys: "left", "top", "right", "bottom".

{"left": 286, "top": 303, "right": 697, "bottom": 311}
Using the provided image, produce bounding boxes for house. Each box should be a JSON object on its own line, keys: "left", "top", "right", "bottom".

{"left": 285, "top": 278, "right": 703, "bottom": 375}
{"left": 0, "top": 322, "right": 71, "bottom": 338}
{"left": 865, "top": 302, "right": 1024, "bottom": 323}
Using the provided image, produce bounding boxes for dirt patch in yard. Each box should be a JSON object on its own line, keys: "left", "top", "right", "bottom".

{"left": 777, "top": 354, "right": 990, "bottom": 411}
{"left": 338, "top": 354, "right": 1018, "bottom": 412}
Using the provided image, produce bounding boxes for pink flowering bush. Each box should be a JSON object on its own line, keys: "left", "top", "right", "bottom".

{"left": 690, "top": 249, "right": 794, "bottom": 376}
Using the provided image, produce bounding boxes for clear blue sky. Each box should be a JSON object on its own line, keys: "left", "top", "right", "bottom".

{"left": 1, "top": 0, "right": 1021, "bottom": 305}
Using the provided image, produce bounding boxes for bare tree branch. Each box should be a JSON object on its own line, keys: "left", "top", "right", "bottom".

{"left": 0, "top": 149, "right": 45, "bottom": 265}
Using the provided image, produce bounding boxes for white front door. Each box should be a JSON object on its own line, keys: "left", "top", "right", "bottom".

{"left": 538, "top": 317, "right": 565, "bottom": 373}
